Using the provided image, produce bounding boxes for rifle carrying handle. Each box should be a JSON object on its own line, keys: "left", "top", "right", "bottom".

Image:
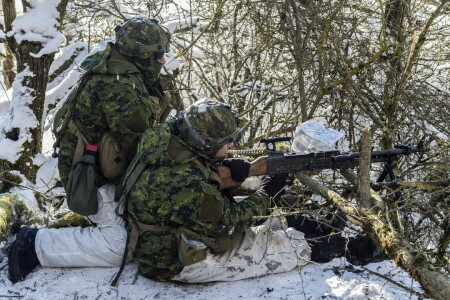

{"left": 217, "top": 156, "right": 268, "bottom": 189}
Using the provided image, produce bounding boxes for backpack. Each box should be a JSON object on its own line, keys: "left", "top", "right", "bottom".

{"left": 52, "top": 73, "right": 126, "bottom": 216}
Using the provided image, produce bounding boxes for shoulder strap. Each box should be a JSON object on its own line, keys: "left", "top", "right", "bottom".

{"left": 114, "top": 152, "right": 147, "bottom": 215}
{"left": 111, "top": 152, "right": 147, "bottom": 287}
{"left": 52, "top": 72, "right": 93, "bottom": 157}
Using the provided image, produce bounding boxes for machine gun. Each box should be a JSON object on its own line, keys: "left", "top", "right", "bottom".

{"left": 217, "top": 137, "right": 430, "bottom": 190}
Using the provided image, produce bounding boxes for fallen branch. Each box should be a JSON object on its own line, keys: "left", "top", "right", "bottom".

{"left": 295, "top": 171, "right": 450, "bottom": 300}
{"left": 371, "top": 180, "right": 450, "bottom": 190}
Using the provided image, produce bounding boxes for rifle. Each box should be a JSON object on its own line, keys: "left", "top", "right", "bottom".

{"left": 217, "top": 137, "right": 430, "bottom": 190}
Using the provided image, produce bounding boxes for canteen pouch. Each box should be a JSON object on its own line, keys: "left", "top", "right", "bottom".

{"left": 66, "top": 148, "right": 99, "bottom": 216}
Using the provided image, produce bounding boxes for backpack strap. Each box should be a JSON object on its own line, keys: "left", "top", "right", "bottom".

{"left": 52, "top": 72, "right": 93, "bottom": 158}
{"left": 114, "top": 152, "right": 147, "bottom": 207}
{"left": 111, "top": 153, "right": 147, "bottom": 287}
{"left": 68, "top": 119, "right": 90, "bottom": 162}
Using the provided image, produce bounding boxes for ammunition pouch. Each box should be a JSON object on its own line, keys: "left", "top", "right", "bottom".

{"left": 176, "top": 227, "right": 235, "bottom": 266}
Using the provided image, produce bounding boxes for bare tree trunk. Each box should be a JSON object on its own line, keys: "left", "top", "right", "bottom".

{"left": 9, "top": 43, "right": 55, "bottom": 178}
{"left": 0, "top": 43, "right": 16, "bottom": 89}
{"left": 1, "top": 0, "right": 16, "bottom": 89}
{"left": 1, "top": 0, "right": 69, "bottom": 181}
{"left": 381, "top": 0, "right": 410, "bottom": 148}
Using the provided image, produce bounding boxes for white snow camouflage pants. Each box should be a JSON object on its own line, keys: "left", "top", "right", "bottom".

{"left": 172, "top": 214, "right": 311, "bottom": 283}
{"left": 35, "top": 184, "right": 128, "bottom": 267}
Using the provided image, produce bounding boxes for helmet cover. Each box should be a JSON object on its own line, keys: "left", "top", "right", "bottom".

{"left": 177, "top": 98, "right": 250, "bottom": 151}
{"left": 115, "top": 16, "right": 170, "bottom": 59}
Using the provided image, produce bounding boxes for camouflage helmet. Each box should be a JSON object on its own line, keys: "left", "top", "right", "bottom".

{"left": 177, "top": 98, "right": 250, "bottom": 152}
{"left": 114, "top": 17, "right": 170, "bottom": 59}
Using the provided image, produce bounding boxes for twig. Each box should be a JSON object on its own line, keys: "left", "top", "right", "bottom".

{"left": 371, "top": 180, "right": 450, "bottom": 190}
{"left": 174, "top": 0, "right": 228, "bottom": 59}
{"left": 358, "top": 265, "right": 429, "bottom": 299}
{"left": 109, "top": 0, "right": 127, "bottom": 20}
{"left": 0, "top": 80, "right": 10, "bottom": 102}
{"left": 132, "top": 270, "right": 139, "bottom": 284}
{"left": 0, "top": 176, "right": 53, "bottom": 201}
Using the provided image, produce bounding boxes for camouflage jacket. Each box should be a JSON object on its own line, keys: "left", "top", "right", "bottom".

{"left": 58, "top": 43, "right": 163, "bottom": 187}
{"left": 127, "top": 121, "right": 270, "bottom": 281}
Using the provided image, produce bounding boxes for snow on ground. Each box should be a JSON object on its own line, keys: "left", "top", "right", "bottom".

{"left": 0, "top": 256, "right": 428, "bottom": 300}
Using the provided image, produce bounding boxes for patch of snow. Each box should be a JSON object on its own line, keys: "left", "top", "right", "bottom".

{"left": 7, "top": 0, "right": 66, "bottom": 58}
{"left": 32, "top": 153, "right": 47, "bottom": 167}
{"left": 0, "top": 66, "right": 38, "bottom": 163}
{"left": 164, "top": 17, "right": 200, "bottom": 34}
{"left": 8, "top": 172, "right": 41, "bottom": 215}
{"left": 0, "top": 257, "right": 429, "bottom": 300}
{"left": 34, "top": 156, "right": 59, "bottom": 191}
{"left": 161, "top": 50, "right": 180, "bottom": 75}
{"left": 50, "top": 42, "right": 83, "bottom": 74}
{"left": 0, "top": 88, "right": 11, "bottom": 117}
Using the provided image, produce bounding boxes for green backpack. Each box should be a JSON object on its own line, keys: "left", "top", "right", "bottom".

{"left": 52, "top": 73, "right": 126, "bottom": 216}
{"left": 52, "top": 73, "right": 101, "bottom": 216}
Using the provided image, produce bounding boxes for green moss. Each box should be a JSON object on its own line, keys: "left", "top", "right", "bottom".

{"left": 9, "top": 194, "right": 41, "bottom": 232}
{"left": 0, "top": 171, "right": 23, "bottom": 193}
{"left": 0, "top": 194, "right": 14, "bottom": 241}
{"left": 0, "top": 193, "right": 43, "bottom": 240}
{"left": 48, "top": 211, "right": 90, "bottom": 228}
{"left": 412, "top": 252, "right": 427, "bottom": 265}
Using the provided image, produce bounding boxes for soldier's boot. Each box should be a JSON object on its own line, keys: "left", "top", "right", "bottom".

{"left": 8, "top": 226, "right": 40, "bottom": 283}
{"left": 308, "top": 234, "right": 387, "bottom": 265}
{"left": 285, "top": 210, "right": 346, "bottom": 237}
{"left": 345, "top": 235, "right": 387, "bottom": 265}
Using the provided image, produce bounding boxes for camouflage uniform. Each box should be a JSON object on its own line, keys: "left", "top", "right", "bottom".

{"left": 35, "top": 17, "right": 170, "bottom": 270}
{"left": 58, "top": 42, "right": 163, "bottom": 187}
{"left": 128, "top": 121, "right": 284, "bottom": 281}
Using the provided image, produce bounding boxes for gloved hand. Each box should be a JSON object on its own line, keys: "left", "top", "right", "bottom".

{"left": 222, "top": 159, "right": 251, "bottom": 182}
{"left": 260, "top": 176, "right": 290, "bottom": 198}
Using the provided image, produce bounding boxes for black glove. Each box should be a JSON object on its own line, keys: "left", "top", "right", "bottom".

{"left": 222, "top": 159, "right": 251, "bottom": 182}
{"left": 260, "top": 177, "right": 289, "bottom": 198}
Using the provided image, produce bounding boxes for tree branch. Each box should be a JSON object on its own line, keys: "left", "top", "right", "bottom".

{"left": 295, "top": 170, "right": 450, "bottom": 300}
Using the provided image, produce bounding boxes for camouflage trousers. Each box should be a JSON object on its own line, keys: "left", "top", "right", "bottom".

{"left": 171, "top": 214, "right": 311, "bottom": 283}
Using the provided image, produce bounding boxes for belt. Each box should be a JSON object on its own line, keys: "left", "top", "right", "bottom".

{"left": 128, "top": 220, "right": 173, "bottom": 251}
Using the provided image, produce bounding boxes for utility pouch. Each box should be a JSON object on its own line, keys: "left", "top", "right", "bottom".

{"left": 99, "top": 132, "right": 127, "bottom": 179}
{"left": 176, "top": 227, "right": 235, "bottom": 266}
{"left": 213, "top": 235, "right": 234, "bottom": 254}
{"left": 176, "top": 227, "right": 208, "bottom": 266}
{"left": 66, "top": 145, "right": 99, "bottom": 216}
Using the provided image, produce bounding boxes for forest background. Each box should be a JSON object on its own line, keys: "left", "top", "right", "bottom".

{"left": 0, "top": 1, "right": 449, "bottom": 299}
